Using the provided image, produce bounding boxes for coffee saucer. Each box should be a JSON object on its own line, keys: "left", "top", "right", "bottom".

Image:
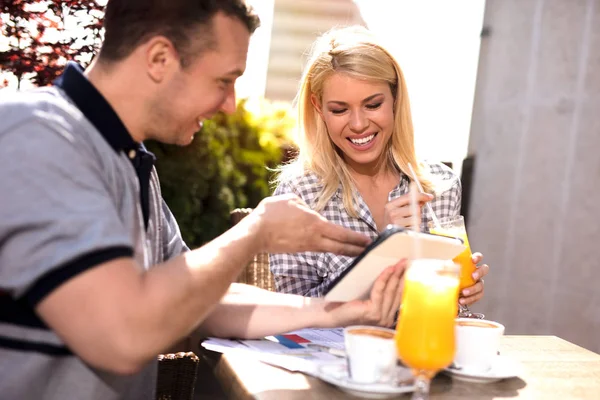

{"left": 442, "top": 355, "right": 523, "bottom": 384}
{"left": 317, "top": 363, "right": 415, "bottom": 399}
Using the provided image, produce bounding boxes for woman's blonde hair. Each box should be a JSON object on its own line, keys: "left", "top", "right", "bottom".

{"left": 275, "top": 26, "right": 434, "bottom": 217}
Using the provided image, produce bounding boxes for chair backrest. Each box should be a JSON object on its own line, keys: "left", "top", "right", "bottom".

{"left": 156, "top": 352, "right": 199, "bottom": 400}
{"left": 460, "top": 155, "right": 475, "bottom": 226}
{"left": 230, "top": 208, "right": 275, "bottom": 291}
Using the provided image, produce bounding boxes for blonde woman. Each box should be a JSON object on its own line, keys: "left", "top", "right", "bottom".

{"left": 270, "top": 26, "right": 489, "bottom": 303}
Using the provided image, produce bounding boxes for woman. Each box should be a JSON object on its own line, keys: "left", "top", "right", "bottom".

{"left": 270, "top": 26, "right": 488, "bottom": 303}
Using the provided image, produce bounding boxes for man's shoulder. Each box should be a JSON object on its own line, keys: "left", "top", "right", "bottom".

{"left": 0, "top": 87, "right": 102, "bottom": 160}
{"left": 1, "top": 86, "right": 68, "bottom": 113}
{"left": 0, "top": 87, "right": 116, "bottom": 181}
{"left": 0, "top": 87, "right": 81, "bottom": 132}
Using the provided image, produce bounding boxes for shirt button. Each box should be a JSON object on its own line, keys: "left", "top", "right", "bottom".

{"left": 128, "top": 149, "right": 136, "bottom": 159}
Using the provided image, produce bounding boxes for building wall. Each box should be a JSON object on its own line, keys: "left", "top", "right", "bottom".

{"left": 468, "top": 0, "right": 600, "bottom": 352}
{"left": 264, "top": 0, "right": 365, "bottom": 102}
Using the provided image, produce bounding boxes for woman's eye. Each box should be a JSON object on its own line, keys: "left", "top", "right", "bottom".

{"left": 330, "top": 108, "right": 347, "bottom": 115}
{"left": 366, "top": 102, "right": 382, "bottom": 110}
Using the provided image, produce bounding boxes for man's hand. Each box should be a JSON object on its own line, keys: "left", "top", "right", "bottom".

{"left": 325, "top": 259, "right": 407, "bottom": 328}
{"left": 382, "top": 192, "right": 433, "bottom": 231}
{"left": 459, "top": 252, "right": 489, "bottom": 306}
{"left": 252, "top": 194, "right": 371, "bottom": 256}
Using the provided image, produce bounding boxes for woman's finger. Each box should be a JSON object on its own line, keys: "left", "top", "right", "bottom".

{"left": 461, "top": 280, "right": 484, "bottom": 297}
{"left": 369, "top": 266, "right": 395, "bottom": 314}
{"left": 380, "top": 264, "right": 403, "bottom": 324}
{"left": 388, "top": 265, "right": 405, "bottom": 323}
{"left": 472, "top": 264, "right": 489, "bottom": 281}
{"left": 471, "top": 252, "right": 483, "bottom": 264}
{"left": 460, "top": 290, "right": 484, "bottom": 305}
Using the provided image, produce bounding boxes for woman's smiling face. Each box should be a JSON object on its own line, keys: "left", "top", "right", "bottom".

{"left": 313, "top": 73, "right": 395, "bottom": 172}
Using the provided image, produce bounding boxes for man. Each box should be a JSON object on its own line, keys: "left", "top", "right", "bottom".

{"left": 0, "top": 1, "right": 406, "bottom": 399}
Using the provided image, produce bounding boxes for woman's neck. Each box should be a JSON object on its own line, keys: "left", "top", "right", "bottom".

{"left": 346, "top": 156, "right": 398, "bottom": 188}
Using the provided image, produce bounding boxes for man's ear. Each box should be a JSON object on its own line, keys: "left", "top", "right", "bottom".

{"left": 310, "top": 94, "right": 324, "bottom": 118}
{"left": 145, "top": 36, "right": 179, "bottom": 83}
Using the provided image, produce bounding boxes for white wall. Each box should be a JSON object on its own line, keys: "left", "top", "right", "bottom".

{"left": 469, "top": 0, "right": 600, "bottom": 353}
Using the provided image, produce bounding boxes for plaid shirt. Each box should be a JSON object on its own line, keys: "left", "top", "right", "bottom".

{"left": 270, "top": 162, "right": 461, "bottom": 297}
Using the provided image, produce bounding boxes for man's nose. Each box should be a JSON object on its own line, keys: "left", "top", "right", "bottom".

{"left": 220, "top": 86, "right": 237, "bottom": 115}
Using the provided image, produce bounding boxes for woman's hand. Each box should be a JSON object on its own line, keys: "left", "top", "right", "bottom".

{"left": 327, "top": 259, "right": 407, "bottom": 328}
{"left": 382, "top": 192, "right": 433, "bottom": 231}
{"left": 459, "top": 252, "right": 490, "bottom": 305}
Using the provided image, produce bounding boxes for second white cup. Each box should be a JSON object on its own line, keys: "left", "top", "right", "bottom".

{"left": 454, "top": 318, "right": 505, "bottom": 374}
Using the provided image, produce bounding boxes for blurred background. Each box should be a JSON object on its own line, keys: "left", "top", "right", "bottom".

{"left": 2, "top": 0, "right": 599, "bottom": 355}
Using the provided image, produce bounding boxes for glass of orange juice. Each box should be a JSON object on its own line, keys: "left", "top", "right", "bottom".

{"left": 396, "top": 259, "right": 460, "bottom": 400}
{"left": 428, "top": 215, "right": 484, "bottom": 319}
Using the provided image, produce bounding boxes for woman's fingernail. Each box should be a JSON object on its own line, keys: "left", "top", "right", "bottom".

{"left": 472, "top": 273, "right": 478, "bottom": 279}
{"left": 463, "top": 289, "right": 470, "bottom": 296}
{"left": 459, "top": 298, "right": 466, "bottom": 305}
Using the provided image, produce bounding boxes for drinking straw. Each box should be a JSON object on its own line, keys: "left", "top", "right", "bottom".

{"left": 409, "top": 181, "right": 420, "bottom": 234}
{"left": 409, "top": 181, "right": 422, "bottom": 260}
{"left": 406, "top": 162, "right": 441, "bottom": 229}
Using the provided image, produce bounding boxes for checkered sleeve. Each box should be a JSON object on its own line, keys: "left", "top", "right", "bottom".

{"left": 422, "top": 162, "right": 463, "bottom": 230}
{"left": 269, "top": 180, "right": 324, "bottom": 296}
{"left": 448, "top": 177, "right": 462, "bottom": 216}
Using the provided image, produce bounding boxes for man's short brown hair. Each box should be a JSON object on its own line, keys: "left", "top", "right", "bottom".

{"left": 99, "top": 0, "right": 260, "bottom": 66}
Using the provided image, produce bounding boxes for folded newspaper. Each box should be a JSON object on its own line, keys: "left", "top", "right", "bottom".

{"left": 201, "top": 327, "right": 347, "bottom": 375}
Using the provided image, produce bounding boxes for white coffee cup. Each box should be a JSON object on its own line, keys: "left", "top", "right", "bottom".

{"left": 454, "top": 318, "right": 505, "bottom": 373}
{"left": 344, "top": 325, "right": 397, "bottom": 384}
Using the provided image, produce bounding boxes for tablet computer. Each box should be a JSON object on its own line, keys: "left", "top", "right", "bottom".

{"left": 323, "top": 226, "right": 465, "bottom": 302}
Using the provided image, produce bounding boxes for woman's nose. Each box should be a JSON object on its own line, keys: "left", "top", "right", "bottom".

{"left": 348, "top": 110, "right": 368, "bottom": 133}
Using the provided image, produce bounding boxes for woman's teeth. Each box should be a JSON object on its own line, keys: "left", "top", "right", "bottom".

{"left": 350, "top": 134, "right": 375, "bottom": 145}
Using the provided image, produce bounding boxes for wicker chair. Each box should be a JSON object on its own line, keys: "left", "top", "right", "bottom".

{"left": 156, "top": 352, "right": 200, "bottom": 400}
{"left": 230, "top": 208, "right": 275, "bottom": 291}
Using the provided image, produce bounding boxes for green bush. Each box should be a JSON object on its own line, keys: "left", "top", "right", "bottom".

{"left": 146, "top": 99, "right": 296, "bottom": 249}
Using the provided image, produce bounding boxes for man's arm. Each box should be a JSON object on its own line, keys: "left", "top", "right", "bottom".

{"left": 37, "top": 195, "right": 372, "bottom": 374}
{"left": 37, "top": 214, "right": 258, "bottom": 374}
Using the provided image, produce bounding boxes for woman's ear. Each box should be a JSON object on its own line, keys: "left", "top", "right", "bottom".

{"left": 310, "top": 94, "right": 324, "bottom": 118}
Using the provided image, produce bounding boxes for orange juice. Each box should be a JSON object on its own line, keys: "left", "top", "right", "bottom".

{"left": 429, "top": 227, "right": 476, "bottom": 290}
{"left": 395, "top": 261, "right": 459, "bottom": 375}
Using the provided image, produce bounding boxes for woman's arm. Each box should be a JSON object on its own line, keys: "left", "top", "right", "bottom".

{"left": 199, "top": 262, "right": 405, "bottom": 340}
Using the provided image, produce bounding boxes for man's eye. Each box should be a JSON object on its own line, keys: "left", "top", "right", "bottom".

{"left": 366, "top": 102, "right": 382, "bottom": 110}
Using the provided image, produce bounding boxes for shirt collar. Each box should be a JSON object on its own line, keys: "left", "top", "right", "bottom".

{"left": 53, "top": 61, "right": 138, "bottom": 153}
{"left": 389, "top": 173, "right": 410, "bottom": 200}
